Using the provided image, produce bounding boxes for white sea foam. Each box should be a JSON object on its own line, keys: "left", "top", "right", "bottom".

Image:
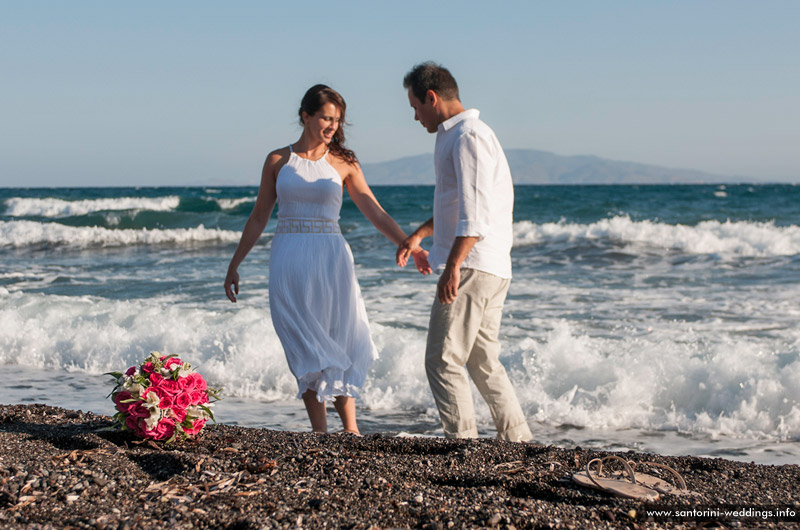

{"left": 3, "top": 196, "right": 181, "bottom": 218}
{"left": 6, "top": 216, "right": 800, "bottom": 255}
{"left": 216, "top": 198, "right": 255, "bottom": 210}
{"left": 507, "top": 320, "right": 800, "bottom": 441}
{"left": 0, "top": 220, "right": 241, "bottom": 248}
{"left": 513, "top": 216, "right": 800, "bottom": 257}
{"left": 2, "top": 291, "right": 798, "bottom": 442}
{"left": 0, "top": 291, "right": 294, "bottom": 401}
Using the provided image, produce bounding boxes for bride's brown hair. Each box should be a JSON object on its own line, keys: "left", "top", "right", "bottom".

{"left": 299, "top": 84, "right": 358, "bottom": 165}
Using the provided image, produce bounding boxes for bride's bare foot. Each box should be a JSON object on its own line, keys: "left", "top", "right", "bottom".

{"left": 337, "top": 429, "right": 362, "bottom": 437}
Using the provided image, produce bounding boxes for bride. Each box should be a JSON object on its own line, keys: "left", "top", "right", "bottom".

{"left": 224, "top": 84, "right": 430, "bottom": 435}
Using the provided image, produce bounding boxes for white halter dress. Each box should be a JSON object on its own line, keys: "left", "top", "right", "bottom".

{"left": 269, "top": 146, "right": 378, "bottom": 402}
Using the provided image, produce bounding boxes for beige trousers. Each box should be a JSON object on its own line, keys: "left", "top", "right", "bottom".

{"left": 425, "top": 268, "right": 533, "bottom": 442}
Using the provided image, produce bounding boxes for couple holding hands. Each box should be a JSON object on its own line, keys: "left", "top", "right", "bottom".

{"left": 225, "top": 62, "right": 532, "bottom": 443}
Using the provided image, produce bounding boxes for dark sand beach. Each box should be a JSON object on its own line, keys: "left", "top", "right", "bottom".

{"left": 1, "top": 404, "right": 797, "bottom": 529}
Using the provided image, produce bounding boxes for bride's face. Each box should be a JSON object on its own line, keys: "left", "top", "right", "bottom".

{"left": 303, "top": 103, "right": 341, "bottom": 145}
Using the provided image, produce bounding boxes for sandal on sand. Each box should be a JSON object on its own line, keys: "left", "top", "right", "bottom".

{"left": 572, "top": 456, "right": 660, "bottom": 501}
{"left": 627, "top": 461, "right": 696, "bottom": 496}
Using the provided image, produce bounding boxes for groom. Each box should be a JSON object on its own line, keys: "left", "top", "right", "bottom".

{"left": 397, "top": 62, "right": 533, "bottom": 442}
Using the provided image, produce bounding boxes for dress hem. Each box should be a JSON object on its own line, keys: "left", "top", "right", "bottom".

{"left": 296, "top": 372, "right": 363, "bottom": 402}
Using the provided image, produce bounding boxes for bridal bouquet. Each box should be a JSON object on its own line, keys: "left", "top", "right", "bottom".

{"left": 107, "top": 352, "right": 220, "bottom": 442}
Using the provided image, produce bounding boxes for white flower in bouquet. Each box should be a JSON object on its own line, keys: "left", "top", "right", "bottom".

{"left": 143, "top": 390, "right": 161, "bottom": 410}
{"left": 144, "top": 410, "right": 161, "bottom": 431}
{"left": 187, "top": 404, "right": 213, "bottom": 420}
{"left": 177, "top": 362, "right": 195, "bottom": 378}
{"left": 127, "top": 383, "right": 143, "bottom": 398}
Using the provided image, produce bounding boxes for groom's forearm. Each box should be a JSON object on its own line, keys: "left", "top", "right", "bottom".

{"left": 445, "top": 236, "right": 479, "bottom": 271}
{"left": 412, "top": 218, "right": 434, "bottom": 241}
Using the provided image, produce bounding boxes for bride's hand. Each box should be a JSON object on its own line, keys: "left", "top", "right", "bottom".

{"left": 224, "top": 268, "right": 239, "bottom": 303}
{"left": 397, "top": 233, "right": 424, "bottom": 268}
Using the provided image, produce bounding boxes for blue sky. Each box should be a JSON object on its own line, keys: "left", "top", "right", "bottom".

{"left": 1, "top": 1, "right": 798, "bottom": 187}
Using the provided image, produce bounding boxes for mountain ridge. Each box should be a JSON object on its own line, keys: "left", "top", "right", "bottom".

{"left": 361, "top": 149, "right": 753, "bottom": 185}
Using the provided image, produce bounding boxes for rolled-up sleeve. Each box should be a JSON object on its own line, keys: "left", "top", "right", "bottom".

{"left": 454, "top": 130, "right": 494, "bottom": 240}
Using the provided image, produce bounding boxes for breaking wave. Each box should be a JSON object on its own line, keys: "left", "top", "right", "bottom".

{"left": 0, "top": 220, "right": 241, "bottom": 248}
{"left": 513, "top": 216, "right": 800, "bottom": 257}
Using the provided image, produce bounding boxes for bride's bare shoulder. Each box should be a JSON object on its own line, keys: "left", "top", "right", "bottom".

{"left": 263, "top": 146, "right": 292, "bottom": 175}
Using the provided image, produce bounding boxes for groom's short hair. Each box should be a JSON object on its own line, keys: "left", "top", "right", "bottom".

{"left": 404, "top": 62, "right": 460, "bottom": 103}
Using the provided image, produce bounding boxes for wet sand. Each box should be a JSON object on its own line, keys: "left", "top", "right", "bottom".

{"left": 1, "top": 404, "right": 798, "bottom": 529}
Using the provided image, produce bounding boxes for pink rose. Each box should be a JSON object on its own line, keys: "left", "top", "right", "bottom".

{"left": 156, "top": 379, "right": 181, "bottom": 395}
{"left": 141, "top": 362, "right": 155, "bottom": 374}
{"left": 151, "top": 418, "right": 176, "bottom": 440}
{"left": 142, "top": 386, "right": 173, "bottom": 409}
{"left": 125, "top": 415, "right": 145, "bottom": 436}
{"left": 158, "top": 393, "right": 174, "bottom": 410}
{"left": 113, "top": 391, "right": 134, "bottom": 413}
{"left": 149, "top": 372, "right": 164, "bottom": 385}
{"left": 163, "top": 357, "right": 182, "bottom": 370}
{"left": 190, "top": 373, "right": 207, "bottom": 391}
{"left": 142, "top": 387, "right": 162, "bottom": 404}
{"left": 190, "top": 390, "right": 209, "bottom": 405}
{"left": 178, "top": 375, "right": 195, "bottom": 392}
{"left": 174, "top": 391, "right": 192, "bottom": 409}
{"left": 125, "top": 366, "right": 136, "bottom": 377}
{"left": 129, "top": 403, "right": 150, "bottom": 418}
{"left": 182, "top": 418, "right": 206, "bottom": 436}
{"left": 171, "top": 407, "right": 187, "bottom": 423}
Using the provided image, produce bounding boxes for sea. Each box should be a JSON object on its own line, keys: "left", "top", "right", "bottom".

{"left": 1, "top": 184, "right": 799, "bottom": 465}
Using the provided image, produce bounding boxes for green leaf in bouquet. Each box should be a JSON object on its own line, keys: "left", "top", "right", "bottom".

{"left": 111, "top": 411, "right": 127, "bottom": 427}
{"left": 93, "top": 425, "right": 119, "bottom": 433}
{"left": 199, "top": 404, "right": 217, "bottom": 424}
{"left": 145, "top": 351, "right": 163, "bottom": 370}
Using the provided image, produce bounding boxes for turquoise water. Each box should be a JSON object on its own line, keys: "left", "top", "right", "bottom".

{"left": 2, "top": 184, "right": 800, "bottom": 463}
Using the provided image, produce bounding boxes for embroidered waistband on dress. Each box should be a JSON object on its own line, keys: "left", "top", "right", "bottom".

{"left": 275, "top": 218, "right": 341, "bottom": 234}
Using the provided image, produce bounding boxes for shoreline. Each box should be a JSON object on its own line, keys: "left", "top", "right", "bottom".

{"left": 1, "top": 404, "right": 798, "bottom": 529}
{"left": 3, "top": 364, "right": 798, "bottom": 467}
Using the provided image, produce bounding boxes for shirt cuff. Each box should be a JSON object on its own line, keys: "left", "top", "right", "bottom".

{"left": 456, "top": 220, "right": 488, "bottom": 240}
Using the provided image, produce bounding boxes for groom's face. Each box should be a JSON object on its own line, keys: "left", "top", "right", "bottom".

{"left": 407, "top": 88, "right": 438, "bottom": 134}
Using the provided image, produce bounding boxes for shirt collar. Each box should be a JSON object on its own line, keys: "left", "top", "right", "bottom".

{"left": 439, "top": 109, "right": 480, "bottom": 132}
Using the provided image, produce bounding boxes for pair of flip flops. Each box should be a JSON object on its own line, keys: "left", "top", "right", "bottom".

{"left": 572, "top": 455, "right": 690, "bottom": 501}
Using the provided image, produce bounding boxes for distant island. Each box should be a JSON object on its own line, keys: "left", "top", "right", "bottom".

{"left": 361, "top": 149, "right": 753, "bottom": 185}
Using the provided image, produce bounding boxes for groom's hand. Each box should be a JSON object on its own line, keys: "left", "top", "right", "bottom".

{"left": 437, "top": 265, "right": 460, "bottom": 304}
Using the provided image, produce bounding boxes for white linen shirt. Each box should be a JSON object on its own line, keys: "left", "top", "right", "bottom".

{"left": 429, "top": 109, "right": 514, "bottom": 279}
